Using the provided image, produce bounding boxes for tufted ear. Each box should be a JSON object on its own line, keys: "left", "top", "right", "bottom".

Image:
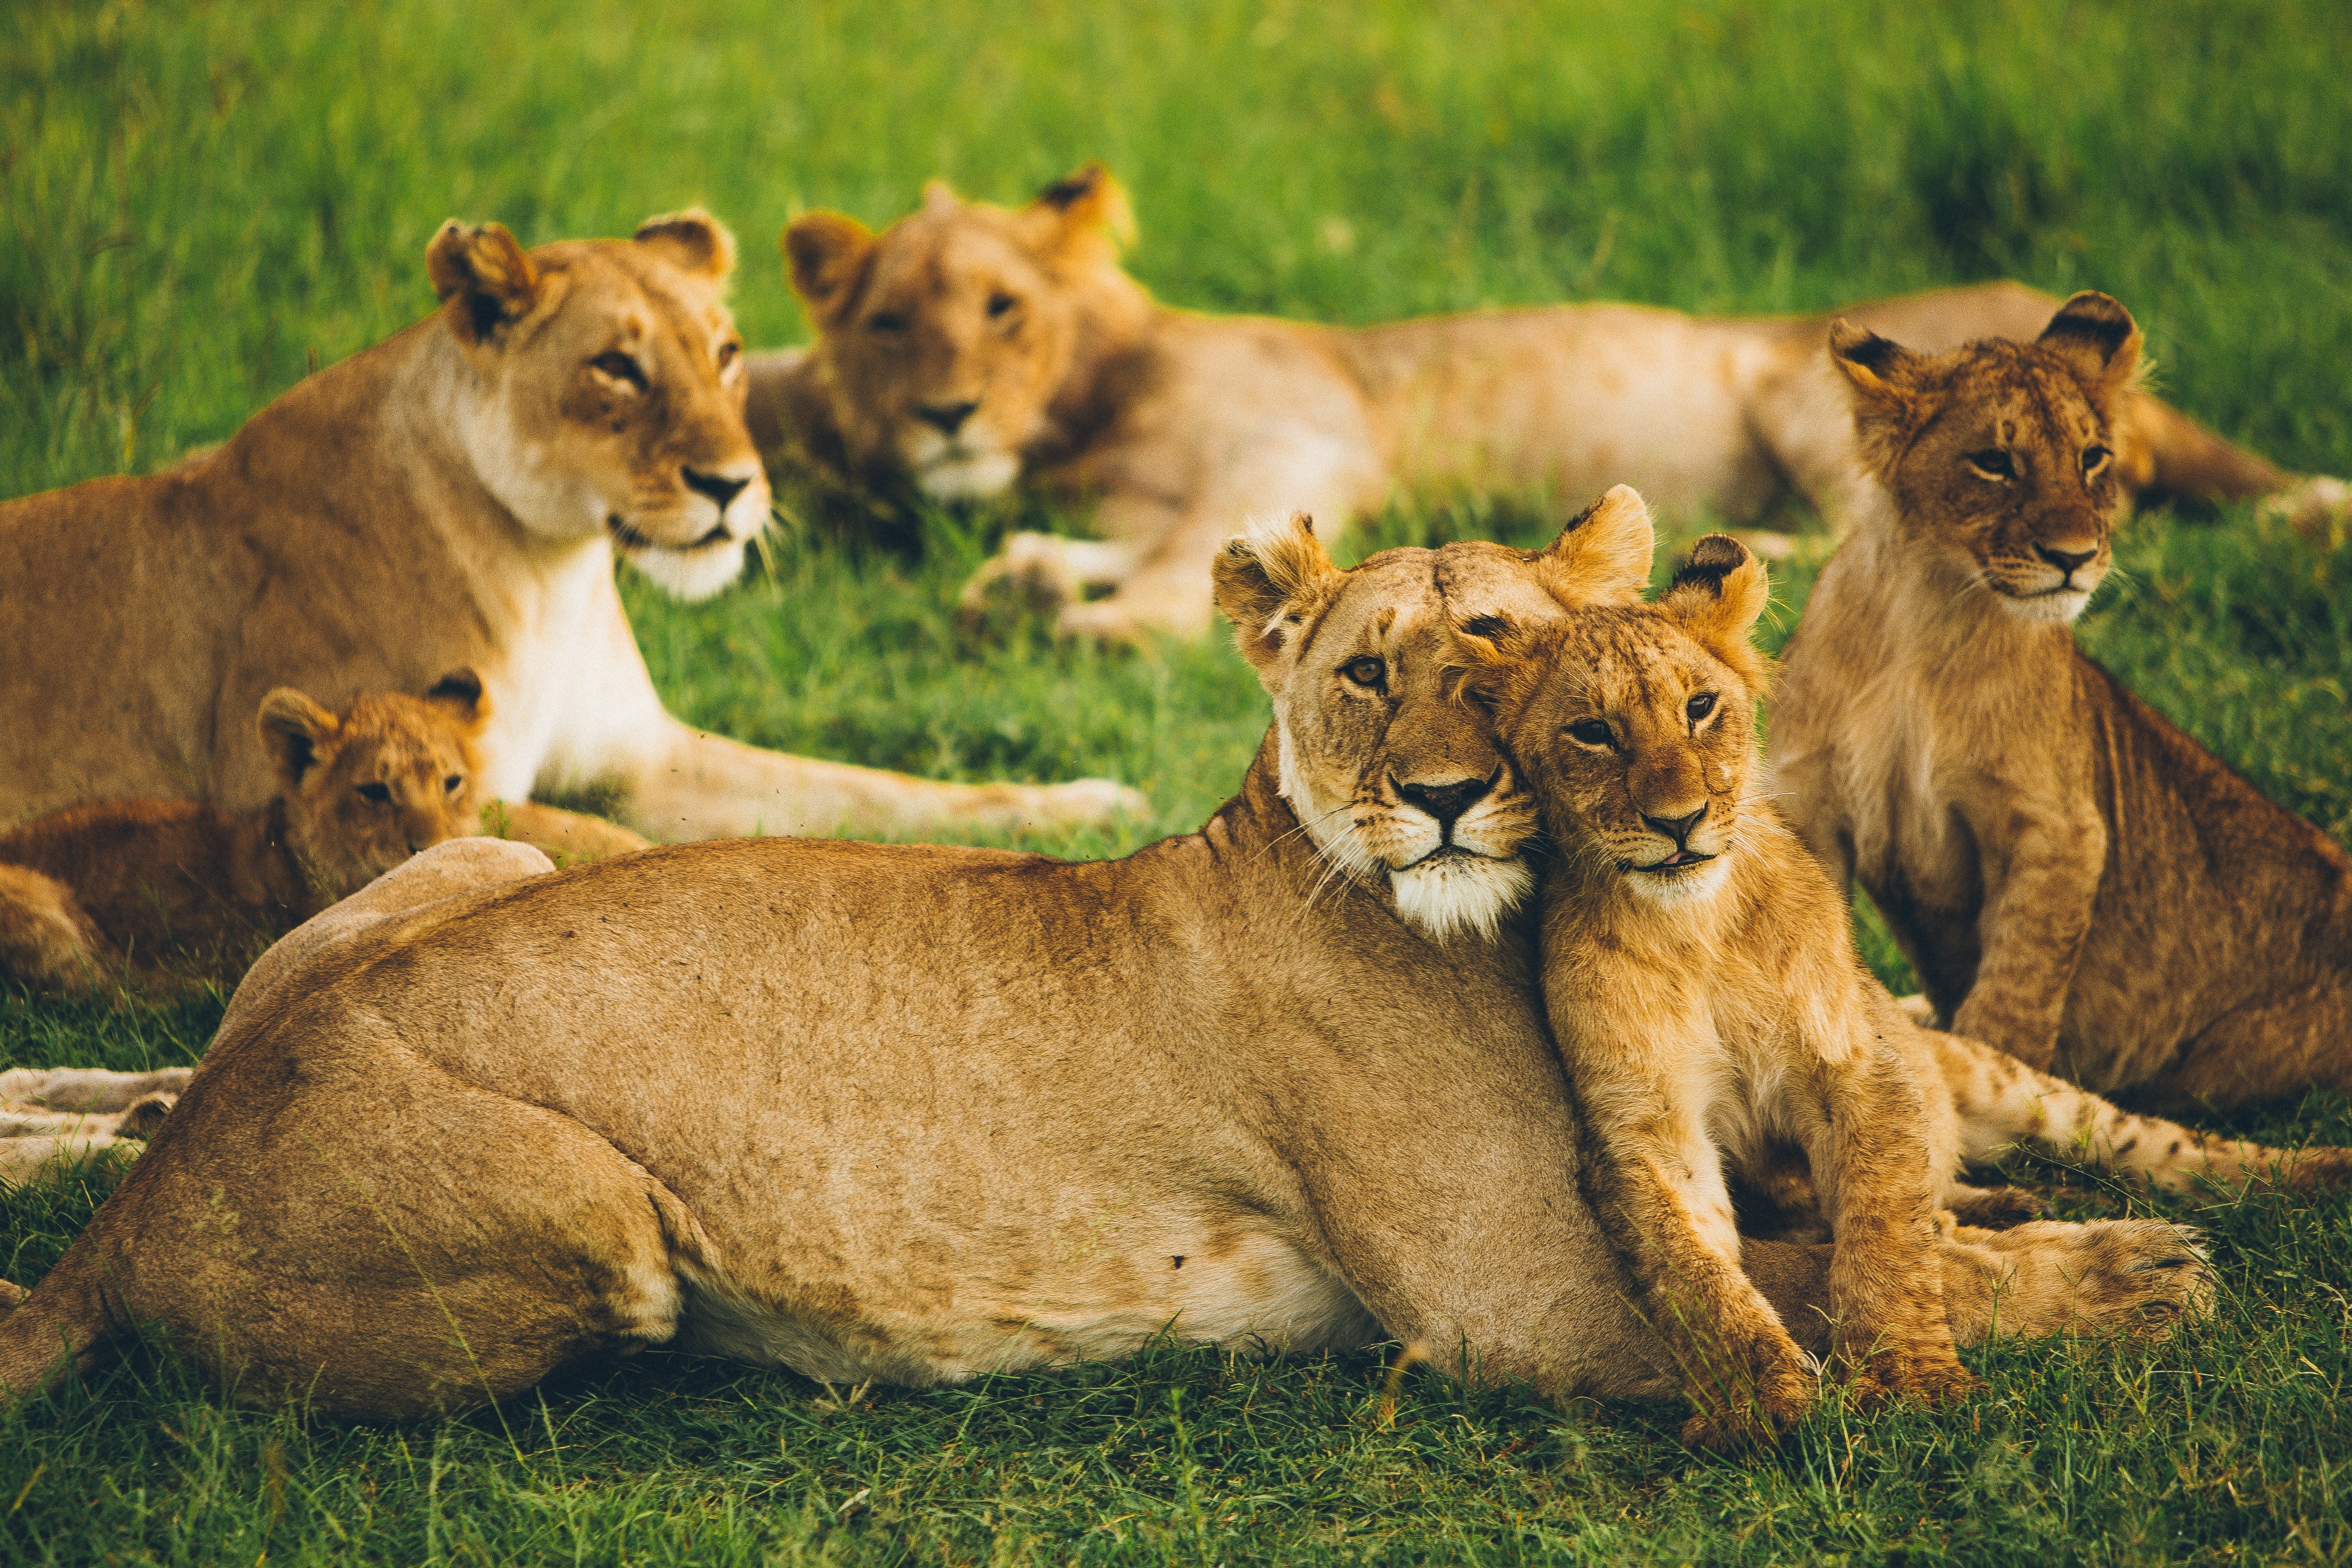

{"left": 1441, "top": 604, "right": 1552, "bottom": 725}
{"left": 1023, "top": 160, "right": 1136, "bottom": 261}
{"left": 423, "top": 667, "right": 491, "bottom": 732}
{"left": 783, "top": 211, "right": 876, "bottom": 324}
{"left": 922, "top": 178, "right": 962, "bottom": 215}
{"left": 1660, "top": 534, "right": 1770, "bottom": 687}
{"left": 1829, "top": 318, "right": 1932, "bottom": 475}
{"left": 427, "top": 220, "right": 539, "bottom": 346}
{"left": 1526, "top": 485, "right": 1654, "bottom": 608}
{"left": 635, "top": 207, "right": 736, "bottom": 280}
{"left": 1213, "top": 512, "right": 1343, "bottom": 673}
{"left": 258, "top": 688, "right": 341, "bottom": 791}
{"left": 2037, "top": 291, "right": 2141, "bottom": 411}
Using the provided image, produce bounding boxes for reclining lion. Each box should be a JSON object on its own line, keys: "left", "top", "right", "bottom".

{"left": 0, "top": 507, "right": 2203, "bottom": 1424}
{"left": 0, "top": 210, "right": 1141, "bottom": 843}
{"left": 749, "top": 163, "right": 2346, "bottom": 644}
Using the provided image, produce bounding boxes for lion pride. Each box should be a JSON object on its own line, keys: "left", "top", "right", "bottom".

{"left": 0, "top": 210, "right": 1142, "bottom": 843}
{"left": 747, "top": 162, "right": 2346, "bottom": 644}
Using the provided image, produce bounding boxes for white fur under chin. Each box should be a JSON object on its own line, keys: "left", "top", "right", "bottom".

{"left": 620, "top": 538, "right": 749, "bottom": 601}
{"left": 916, "top": 451, "right": 1023, "bottom": 500}
{"left": 1623, "top": 856, "right": 1731, "bottom": 908}
{"left": 1390, "top": 856, "right": 1535, "bottom": 942}
{"left": 2001, "top": 587, "right": 2094, "bottom": 625}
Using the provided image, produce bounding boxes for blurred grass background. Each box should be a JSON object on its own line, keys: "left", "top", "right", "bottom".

{"left": 6, "top": 0, "right": 2352, "bottom": 1561}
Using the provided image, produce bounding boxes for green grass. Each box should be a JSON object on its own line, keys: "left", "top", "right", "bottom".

{"left": 7, "top": 0, "right": 2352, "bottom": 1560}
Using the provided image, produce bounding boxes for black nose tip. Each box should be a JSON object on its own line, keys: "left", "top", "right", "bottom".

{"left": 2035, "top": 542, "right": 2099, "bottom": 574}
{"left": 1394, "top": 772, "right": 1494, "bottom": 831}
{"left": 683, "top": 467, "right": 752, "bottom": 511}
{"left": 915, "top": 400, "right": 980, "bottom": 436}
{"left": 1642, "top": 804, "right": 1708, "bottom": 847}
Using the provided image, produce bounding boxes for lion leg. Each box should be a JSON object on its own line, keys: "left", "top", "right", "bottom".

{"left": 479, "top": 799, "right": 653, "bottom": 861}
{"left": 956, "top": 533, "right": 1137, "bottom": 631}
{"left": 2158, "top": 984, "right": 2352, "bottom": 1119}
{"left": 0, "top": 1066, "right": 194, "bottom": 1113}
{"left": 2118, "top": 391, "right": 2291, "bottom": 507}
{"left": 0, "top": 864, "right": 125, "bottom": 997}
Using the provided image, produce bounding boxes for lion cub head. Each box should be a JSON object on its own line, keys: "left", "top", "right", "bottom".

{"left": 1831, "top": 291, "right": 2141, "bottom": 625}
{"left": 1210, "top": 487, "right": 1655, "bottom": 941}
{"left": 1453, "top": 498, "right": 1770, "bottom": 913}
{"left": 783, "top": 162, "right": 1149, "bottom": 500}
{"left": 259, "top": 672, "right": 490, "bottom": 897}
{"left": 426, "top": 211, "right": 769, "bottom": 601}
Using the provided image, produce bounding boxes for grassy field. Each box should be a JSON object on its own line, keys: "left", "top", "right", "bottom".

{"left": 7, "top": 0, "right": 2352, "bottom": 1560}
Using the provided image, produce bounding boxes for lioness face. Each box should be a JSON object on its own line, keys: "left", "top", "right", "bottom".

{"left": 1832, "top": 292, "right": 2141, "bottom": 626}
{"left": 427, "top": 213, "right": 770, "bottom": 601}
{"left": 261, "top": 672, "right": 490, "bottom": 897}
{"left": 785, "top": 166, "right": 1135, "bottom": 501}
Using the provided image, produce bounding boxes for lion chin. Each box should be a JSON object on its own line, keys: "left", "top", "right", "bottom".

{"left": 1996, "top": 585, "right": 2094, "bottom": 626}
{"left": 612, "top": 533, "right": 751, "bottom": 601}
{"left": 1390, "top": 853, "right": 1534, "bottom": 943}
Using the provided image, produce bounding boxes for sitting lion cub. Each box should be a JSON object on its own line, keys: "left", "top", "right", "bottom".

{"left": 0, "top": 673, "right": 494, "bottom": 994}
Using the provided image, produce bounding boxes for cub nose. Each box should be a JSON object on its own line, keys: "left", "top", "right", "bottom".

{"left": 682, "top": 467, "right": 752, "bottom": 511}
{"left": 2035, "top": 541, "right": 2099, "bottom": 576}
{"left": 1393, "top": 773, "right": 1493, "bottom": 832}
{"left": 1641, "top": 804, "right": 1708, "bottom": 847}
{"left": 915, "top": 400, "right": 980, "bottom": 436}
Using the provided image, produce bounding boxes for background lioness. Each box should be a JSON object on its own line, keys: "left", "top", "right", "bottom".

{"left": 0, "top": 212, "right": 1142, "bottom": 843}
{"left": 0, "top": 507, "right": 2205, "bottom": 1423}
{"left": 747, "top": 163, "right": 2346, "bottom": 644}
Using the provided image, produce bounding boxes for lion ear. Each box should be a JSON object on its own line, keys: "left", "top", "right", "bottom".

{"left": 1529, "top": 485, "right": 1654, "bottom": 608}
{"left": 424, "top": 667, "right": 491, "bottom": 732}
{"left": 1829, "top": 318, "right": 1930, "bottom": 473}
{"left": 2037, "top": 291, "right": 2141, "bottom": 409}
{"left": 426, "top": 221, "right": 539, "bottom": 346}
{"left": 1442, "top": 610, "right": 1548, "bottom": 721}
{"left": 922, "top": 179, "right": 961, "bottom": 215}
{"left": 1212, "top": 512, "right": 1342, "bottom": 674}
{"left": 1025, "top": 161, "right": 1136, "bottom": 260}
{"left": 1660, "top": 534, "right": 1770, "bottom": 686}
{"left": 635, "top": 207, "right": 736, "bottom": 280}
{"left": 258, "top": 688, "right": 341, "bottom": 791}
{"left": 783, "top": 211, "right": 875, "bottom": 324}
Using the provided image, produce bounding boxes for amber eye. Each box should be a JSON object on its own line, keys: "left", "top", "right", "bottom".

{"left": 590, "top": 350, "right": 648, "bottom": 389}
{"left": 1965, "top": 448, "right": 2015, "bottom": 480}
{"left": 444, "top": 775, "right": 465, "bottom": 794}
{"left": 716, "top": 340, "right": 741, "bottom": 370}
{"left": 987, "top": 292, "right": 1019, "bottom": 320}
{"left": 867, "top": 311, "right": 908, "bottom": 334}
{"left": 357, "top": 782, "right": 391, "bottom": 804}
{"left": 2081, "top": 444, "right": 2111, "bottom": 474}
{"left": 1687, "top": 692, "right": 1718, "bottom": 725}
{"left": 1342, "top": 656, "right": 1386, "bottom": 687}
{"left": 1567, "top": 718, "right": 1615, "bottom": 748}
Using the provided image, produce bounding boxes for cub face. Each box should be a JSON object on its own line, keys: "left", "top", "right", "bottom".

{"left": 1831, "top": 291, "right": 2141, "bottom": 625}
{"left": 1454, "top": 511, "right": 1771, "bottom": 912}
{"left": 1209, "top": 487, "right": 1654, "bottom": 941}
{"left": 428, "top": 212, "right": 770, "bottom": 601}
{"left": 784, "top": 164, "right": 1133, "bottom": 500}
{"left": 259, "top": 672, "right": 490, "bottom": 897}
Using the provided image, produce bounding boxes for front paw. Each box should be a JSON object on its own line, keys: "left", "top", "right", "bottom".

{"left": 1840, "top": 1337, "right": 1978, "bottom": 1410}
{"left": 1053, "top": 599, "right": 1150, "bottom": 647}
{"left": 1679, "top": 1339, "right": 1817, "bottom": 1451}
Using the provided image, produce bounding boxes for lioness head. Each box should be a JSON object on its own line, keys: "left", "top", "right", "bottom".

{"left": 426, "top": 210, "right": 769, "bottom": 600}
{"left": 1211, "top": 487, "right": 1655, "bottom": 941}
{"left": 783, "top": 162, "right": 1146, "bottom": 500}
{"left": 1831, "top": 291, "right": 2141, "bottom": 625}
{"left": 1453, "top": 498, "right": 1771, "bottom": 913}
{"left": 260, "top": 671, "right": 490, "bottom": 897}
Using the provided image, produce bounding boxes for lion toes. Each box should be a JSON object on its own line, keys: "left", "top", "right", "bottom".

{"left": 2285, "top": 1147, "right": 2352, "bottom": 1193}
{"left": 1843, "top": 1344, "right": 1978, "bottom": 1410}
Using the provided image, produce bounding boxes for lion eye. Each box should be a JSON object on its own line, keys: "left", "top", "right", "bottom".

{"left": 866, "top": 311, "right": 908, "bottom": 334}
{"left": 1686, "top": 692, "right": 1718, "bottom": 725}
{"left": 1342, "top": 656, "right": 1386, "bottom": 688}
{"left": 1965, "top": 448, "right": 2015, "bottom": 480}
{"left": 2080, "top": 444, "right": 2110, "bottom": 475}
{"left": 716, "top": 340, "right": 741, "bottom": 370}
{"left": 590, "top": 350, "right": 648, "bottom": 390}
{"left": 357, "top": 782, "right": 392, "bottom": 804}
{"left": 986, "top": 292, "right": 1019, "bottom": 320}
{"left": 444, "top": 775, "right": 465, "bottom": 794}
{"left": 1567, "top": 718, "right": 1616, "bottom": 748}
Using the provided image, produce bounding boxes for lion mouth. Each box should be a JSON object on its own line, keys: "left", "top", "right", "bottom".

{"left": 1630, "top": 849, "right": 1716, "bottom": 874}
{"left": 1399, "top": 844, "right": 1486, "bottom": 871}
{"left": 607, "top": 515, "right": 734, "bottom": 553}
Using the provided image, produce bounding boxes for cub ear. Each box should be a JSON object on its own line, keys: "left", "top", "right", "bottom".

{"left": 635, "top": 207, "right": 736, "bottom": 280}
{"left": 2037, "top": 290, "right": 2141, "bottom": 409}
{"left": 1829, "top": 318, "right": 1929, "bottom": 472}
{"left": 1528, "top": 485, "right": 1654, "bottom": 608}
{"left": 1442, "top": 610, "right": 1547, "bottom": 721}
{"left": 1660, "top": 534, "right": 1770, "bottom": 686}
{"left": 1024, "top": 160, "right": 1136, "bottom": 260}
{"left": 1212, "top": 511, "right": 1343, "bottom": 673}
{"left": 426, "top": 220, "right": 539, "bottom": 346}
{"left": 922, "top": 178, "right": 962, "bottom": 215}
{"left": 258, "top": 688, "right": 341, "bottom": 790}
{"left": 782, "top": 211, "right": 876, "bottom": 324}
{"left": 424, "top": 667, "right": 491, "bottom": 730}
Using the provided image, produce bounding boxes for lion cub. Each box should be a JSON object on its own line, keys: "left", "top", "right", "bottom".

{"left": 1453, "top": 513, "right": 1974, "bottom": 1446}
{"left": 0, "top": 673, "right": 490, "bottom": 995}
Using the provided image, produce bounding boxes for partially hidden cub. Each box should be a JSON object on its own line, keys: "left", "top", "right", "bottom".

{"left": 1451, "top": 491, "right": 2348, "bottom": 1446}
{"left": 1768, "top": 290, "right": 2352, "bottom": 1111}
{"left": 0, "top": 672, "right": 492, "bottom": 995}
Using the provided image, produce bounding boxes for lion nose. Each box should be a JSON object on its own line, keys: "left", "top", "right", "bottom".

{"left": 1642, "top": 804, "right": 1708, "bottom": 848}
{"left": 682, "top": 467, "right": 752, "bottom": 511}
{"left": 1393, "top": 772, "right": 1493, "bottom": 832}
{"left": 2035, "top": 541, "right": 2099, "bottom": 576}
{"left": 915, "top": 400, "right": 980, "bottom": 436}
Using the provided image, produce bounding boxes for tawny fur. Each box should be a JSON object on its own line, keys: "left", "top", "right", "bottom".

{"left": 0, "top": 523, "right": 2208, "bottom": 1422}
{"left": 0, "top": 212, "right": 1139, "bottom": 844}
{"left": 747, "top": 163, "right": 2344, "bottom": 644}
{"left": 1771, "top": 293, "right": 2352, "bottom": 1110}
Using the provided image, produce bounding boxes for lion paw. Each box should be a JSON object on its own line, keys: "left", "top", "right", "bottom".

{"left": 1948, "top": 1218, "right": 2212, "bottom": 1342}
{"left": 1841, "top": 1341, "right": 1978, "bottom": 1410}
{"left": 1945, "top": 1185, "right": 2051, "bottom": 1230}
{"left": 2285, "top": 1147, "right": 2352, "bottom": 1194}
{"left": 1027, "top": 777, "right": 1151, "bottom": 827}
